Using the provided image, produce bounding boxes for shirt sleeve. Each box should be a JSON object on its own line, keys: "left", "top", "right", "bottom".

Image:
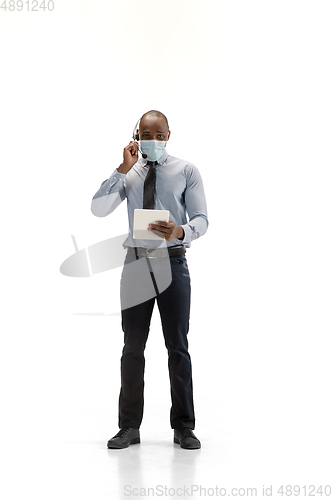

{"left": 179, "top": 164, "right": 209, "bottom": 245}
{"left": 91, "top": 169, "right": 127, "bottom": 217}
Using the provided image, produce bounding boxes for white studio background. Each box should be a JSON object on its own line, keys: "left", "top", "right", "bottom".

{"left": 1, "top": 0, "right": 332, "bottom": 499}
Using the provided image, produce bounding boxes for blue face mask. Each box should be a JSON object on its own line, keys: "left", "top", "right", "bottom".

{"left": 140, "top": 140, "right": 167, "bottom": 162}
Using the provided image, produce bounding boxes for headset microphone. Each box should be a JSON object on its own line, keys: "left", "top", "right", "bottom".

{"left": 132, "top": 118, "right": 147, "bottom": 158}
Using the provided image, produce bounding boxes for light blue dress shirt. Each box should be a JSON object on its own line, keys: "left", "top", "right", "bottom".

{"left": 91, "top": 149, "right": 208, "bottom": 249}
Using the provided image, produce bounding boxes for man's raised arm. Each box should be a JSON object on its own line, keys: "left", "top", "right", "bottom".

{"left": 91, "top": 140, "right": 139, "bottom": 217}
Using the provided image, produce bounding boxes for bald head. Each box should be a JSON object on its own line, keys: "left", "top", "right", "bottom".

{"left": 140, "top": 110, "right": 169, "bottom": 130}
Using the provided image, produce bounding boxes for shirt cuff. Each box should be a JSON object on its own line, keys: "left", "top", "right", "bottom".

{"left": 175, "top": 224, "right": 190, "bottom": 245}
{"left": 108, "top": 168, "right": 126, "bottom": 182}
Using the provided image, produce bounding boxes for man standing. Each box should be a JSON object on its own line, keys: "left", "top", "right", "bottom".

{"left": 91, "top": 110, "right": 208, "bottom": 449}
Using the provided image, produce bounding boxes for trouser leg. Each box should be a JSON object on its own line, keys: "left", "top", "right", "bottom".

{"left": 156, "top": 255, "right": 195, "bottom": 429}
{"left": 118, "top": 297, "right": 155, "bottom": 429}
{"left": 118, "top": 249, "right": 157, "bottom": 429}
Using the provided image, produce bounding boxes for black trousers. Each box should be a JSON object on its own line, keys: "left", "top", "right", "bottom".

{"left": 118, "top": 249, "right": 195, "bottom": 430}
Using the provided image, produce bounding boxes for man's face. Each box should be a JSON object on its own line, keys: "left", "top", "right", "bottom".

{"left": 139, "top": 116, "right": 171, "bottom": 142}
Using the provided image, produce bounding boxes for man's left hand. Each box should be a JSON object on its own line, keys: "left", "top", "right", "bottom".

{"left": 148, "top": 219, "right": 184, "bottom": 241}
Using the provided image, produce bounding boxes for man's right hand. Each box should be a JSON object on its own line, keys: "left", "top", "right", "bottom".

{"left": 117, "top": 141, "right": 139, "bottom": 174}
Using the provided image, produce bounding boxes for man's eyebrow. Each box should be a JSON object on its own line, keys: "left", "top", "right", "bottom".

{"left": 141, "top": 130, "right": 166, "bottom": 134}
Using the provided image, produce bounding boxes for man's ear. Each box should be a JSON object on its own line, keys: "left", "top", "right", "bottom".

{"left": 167, "top": 130, "right": 171, "bottom": 141}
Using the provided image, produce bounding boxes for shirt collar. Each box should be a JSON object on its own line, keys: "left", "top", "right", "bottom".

{"left": 142, "top": 149, "right": 168, "bottom": 167}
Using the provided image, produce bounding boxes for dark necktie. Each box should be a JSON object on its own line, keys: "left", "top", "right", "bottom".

{"left": 143, "top": 160, "right": 157, "bottom": 209}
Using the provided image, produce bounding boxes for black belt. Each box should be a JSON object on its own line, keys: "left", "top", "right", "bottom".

{"left": 128, "top": 245, "right": 186, "bottom": 260}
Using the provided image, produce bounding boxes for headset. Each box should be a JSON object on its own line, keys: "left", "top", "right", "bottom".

{"left": 132, "top": 118, "right": 141, "bottom": 142}
{"left": 132, "top": 118, "right": 147, "bottom": 158}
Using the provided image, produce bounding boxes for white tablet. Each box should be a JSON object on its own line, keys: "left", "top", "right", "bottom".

{"left": 133, "top": 209, "right": 170, "bottom": 240}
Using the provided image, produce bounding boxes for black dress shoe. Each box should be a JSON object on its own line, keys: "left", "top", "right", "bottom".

{"left": 174, "top": 428, "right": 201, "bottom": 449}
{"left": 107, "top": 428, "right": 140, "bottom": 449}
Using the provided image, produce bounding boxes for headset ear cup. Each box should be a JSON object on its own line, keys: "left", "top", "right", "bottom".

{"left": 133, "top": 119, "right": 140, "bottom": 142}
